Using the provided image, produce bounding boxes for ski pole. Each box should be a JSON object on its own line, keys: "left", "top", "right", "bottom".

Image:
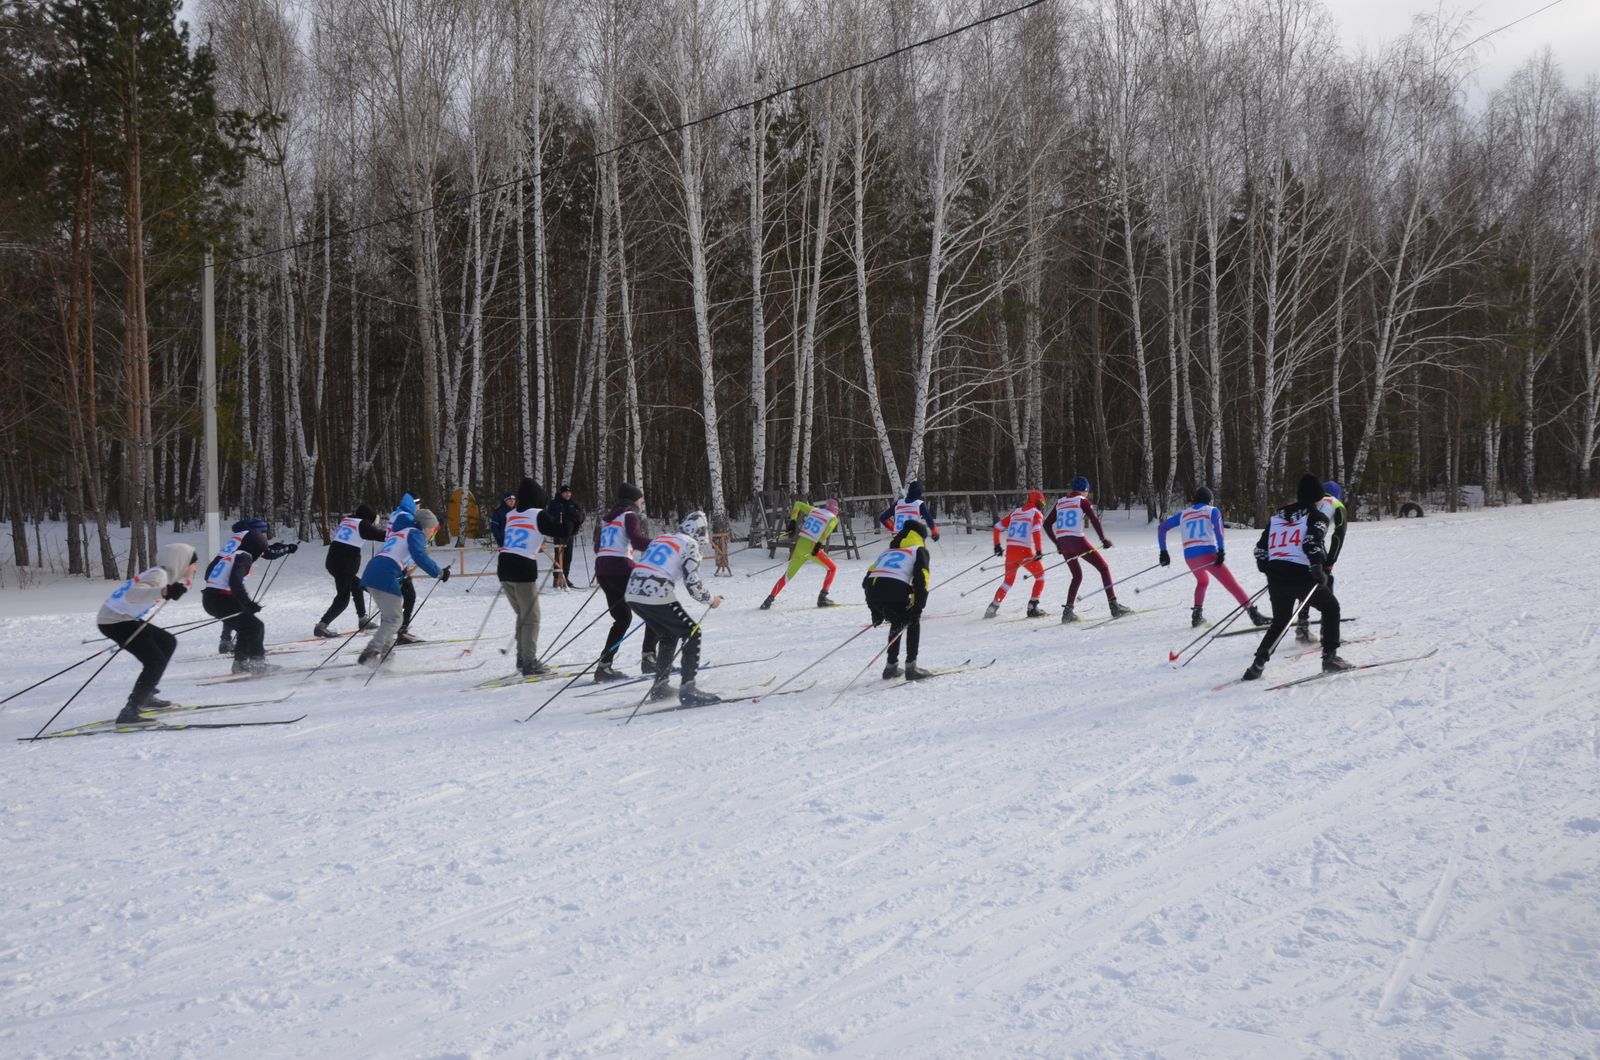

{"left": 1179, "top": 586, "right": 1270, "bottom": 668}
{"left": 623, "top": 605, "right": 716, "bottom": 723}
{"left": 2, "top": 647, "right": 116, "bottom": 709}
{"left": 27, "top": 602, "right": 168, "bottom": 741}
{"left": 827, "top": 626, "right": 904, "bottom": 708}
{"left": 294, "top": 623, "right": 368, "bottom": 686}
{"left": 459, "top": 583, "right": 506, "bottom": 657}
{"left": 547, "top": 608, "right": 609, "bottom": 664}
{"left": 937, "top": 551, "right": 1000, "bottom": 589}
{"left": 752, "top": 623, "right": 873, "bottom": 705}
{"left": 1114, "top": 561, "right": 1163, "bottom": 589}
{"left": 744, "top": 556, "right": 791, "bottom": 579}
{"left": 363, "top": 567, "right": 451, "bottom": 687}
{"left": 1132, "top": 567, "right": 1194, "bottom": 595}
{"left": 519, "top": 621, "right": 644, "bottom": 723}
{"left": 461, "top": 550, "right": 499, "bottom": 594}
{"left": 1168, "top": 586, "right": 1265, "bottom": 663}
{"left": 953, "top": 557, "right": 1043, "bottom": 598}
{"left": 1257, "top": 584, "right": 1321, "bottom": 661}
{"left": 540, "top": 584, "right": 600, "bottom": 656}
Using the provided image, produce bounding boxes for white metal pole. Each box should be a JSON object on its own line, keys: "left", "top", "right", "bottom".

{"left": 203, "top": 248, "right": 220, "bottom": 562}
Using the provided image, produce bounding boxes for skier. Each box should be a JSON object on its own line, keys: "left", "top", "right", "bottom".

{"left": 985, "top": 490, "right": 1048, "bottom": 618}
{"left": 1243, "top": 473, "right": 1350, "bottom": 680}
{"left": 592, "top": 481, "right": 659, "bottom": 682}
{"left": 761, "top": 498, "right": 842, "bottom": 609}
{"left": 497, "top": 478, "right": 568, "bottom": 677}
{"left": 876, "top": 480, "right": 940, "bottom": 540}
{"left": 864, "top": 518, "right": 932, "bottom": 679}
{"left": 387, "top": 493, "right": 426, "bottom": 645}
{"left": 1295, "top": 480, "right": 1349, "bottom": 643}
{"left": 212, "top": 517, "right": 262, "bottom": 655}
{"left": 98, "top": 542, "right": 198, "bottom": 723}
{"left": 547, "top": 485, "right": 585, "bottom": 588}
{"left": 201, "top": 523, "right": 278, "bottom": 674}
{"left": 626, "top": 510, "right": 724, "bottom": 706}
{"left": 1048, "top": 477, "right": 1130, "bottom": 622}
{"left": 359, "top": 506, "right": 449, "bottom": 667}
{"left": 1157, "top": 487, "right": 1269, "bottom": 628}
{"left": 314, "top": 503, "right": 385, "bottom": 638}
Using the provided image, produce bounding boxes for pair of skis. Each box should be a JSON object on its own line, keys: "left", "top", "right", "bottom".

{"left": 23, "top": 692, "right": 304, "bottom": 741}
{"left": 1211, "top": 647, "right": 1438, "bottom": 692}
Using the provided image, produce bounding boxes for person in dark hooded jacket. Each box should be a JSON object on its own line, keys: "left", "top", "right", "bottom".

{"left": 590, "top": 482, "right": 658, "bottom": 681}
{"left": 1243, "top": 473, "right": 1351, "bottom": 681}
{"left": 315, "top": 503, "right": 386, "bottom": 637}
{"left": 877, "top": 480, "right": 940, "bottom": 539}
{"left": 864, "top": 520, "right": 934, "bottom": 680}
{"left": 498, "top": 478, "right": 570, "bottom": 676}
{"left": 488, "top": 490, "right": 516, "bottom": 547}
{"left": 201, "top": 524, "right": 276, "bottom": 674}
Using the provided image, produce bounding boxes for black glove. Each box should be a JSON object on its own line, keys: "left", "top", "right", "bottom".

{"left": 869, "top": 607, "right": 884, "bottom": 628}
{"left": 165, "top": 582, "right": 188, "bottom": 601}
{"left": 786, "top": 519, "right": 796, "bottom": 536}
{"left": 1255, "top": 549, "right": 1268, "bottom": 574}
{"left": 1310, "top": 564, "right": 1328, "bottom": 588}
{"left": 993, "top": 543, "right": 1004, "bottom": 557}
{"left": 263, "top": 542, "right": 296, "bottom": 560}
{"left": 248, "top": 600, "right": 263, "bottom": 614}
{"left": 1158, "top": 550, "right": 1170, "bottom": 567}
{"left": 439, "top": 567, "right": 451, "bottom": 583}
{"left": 1214, "top": 550, "right": 1226, "bottom": 567}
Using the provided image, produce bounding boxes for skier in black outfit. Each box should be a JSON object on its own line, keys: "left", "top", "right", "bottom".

{"left": 863, "top": 519, "right": 933, "bottom": 679}
{"left": 315, "top": 503, "right": 385, "bottom": 637}
{"left": 202, "top": 525, "right": 290, "bottom": 674}
{"left": 591, "top": 481, "right": 658, "bottom": 681}
{"left": 547, "top": 485, "right": 585, "bottom": 587}
{"left": 1244, "top": 473, "right": 1352, "bottom": 681}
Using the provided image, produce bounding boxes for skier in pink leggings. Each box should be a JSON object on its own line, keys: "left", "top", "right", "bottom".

{"left": 1157, "top": 487, "right": 1270, "bottom": 629}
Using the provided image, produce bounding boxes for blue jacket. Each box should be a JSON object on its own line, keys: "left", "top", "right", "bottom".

{"left": 361, "top": 511, "right": 442, "bottom": 595}
{"left": 1157, "top": 504, "right": 1226, "bottom": 559}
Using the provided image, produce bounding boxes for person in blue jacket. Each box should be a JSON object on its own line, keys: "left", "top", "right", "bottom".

{"left": 877, "top": 480, "right": 940, "bottom": 540}
{"left": 1156, "top": 486, "right": 1269, "bottom": 628}
{"left": 359, "top": 506, "right": 449, "bottom": 666}
{"left": 488, "top": 489, "right": 516, "bottom": 547}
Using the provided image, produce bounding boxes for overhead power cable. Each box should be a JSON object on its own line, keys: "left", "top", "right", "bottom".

{"left": 219, "top": 0, "right": 1051, "bottom": 270}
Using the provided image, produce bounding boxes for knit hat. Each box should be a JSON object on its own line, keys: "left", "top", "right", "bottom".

{"left": 1193, "top": 486, "right": 1213, "bottom": 506}
{"left": 617, "top": 482, "right": 644, "bottom": 505}
{"left": 823, "top": 498, "right": 840, "bottom": 514}
{"left": 354, "top": 503, "right": 376, "bottom": 522}
{"left": 1297, "top": 474, "right": 1324, "bottom": 506}
{"left": 516, "top": 477, "right": 547, "bottom": 511}
{"left": 905, "top": 480, "right": 924, "bottom": 501}
{"left": 1071, "top": 476, "right": 1090, "bottom": 493}
{"left": 248, "top": 517, "right": 270, "bottom": 536}
{"left": 1323, "top": 480, "right": 1343, "bottom": 502}
{"left": 415, "top": 508, "right": 440, "bottom": 532}
{"left": 558, "top": 484, "right": 572, "bottom": 494}
{"left": 1026, "top": 489, "right": 1045, "bottom": 510}
{"left": 679, "top": 510, "right": 709, "bottom": 545}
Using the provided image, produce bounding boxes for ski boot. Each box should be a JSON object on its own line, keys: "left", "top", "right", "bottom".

{"left": 1026, "top": 599, "right": 1046, "bottom": 619}
{"left": 1294, "top": 620, "right": 1315, "bottom": 643}
{"left": 1108, "top": 599, "right": 1133, "bottom": 618}
{"left": 593, "top": 660, "right": 627, "bottom": 683}
{"left": 141, "top": 689, "right": 175, "bottom": 713}
{"left": 904, "top": 662, "right": 932, "bottom": 681}
{"left": 357, "top": 647, "right": 382, "bottom": 668}
{"left": 520, "top": 657, "right": 551, "bottom": 678}
{"left": 218, "top": 633, "right": 235, "bottom": 656}
{"left": 116, "top": 693, "right": 150, "bottom": 725}
{"left": 1242, "top": 658, "right": 1266, "bottom": 681}
{"left": 358, "top": 614, "right": 379, "bottom": 631}
{"left": 647, "top": 678, "right": 676, "bottom": 702}
{"left": 1248, "top": 606, "right": 1270, "bottom": 627}
{"left": 983, "top": 601, "right": 1000, "bottom": 620}
{"left": 678, "top": 680, "right": 722, "bottom": 707}
{"left": 1191, "top": 606, "right": 1205, "bottom": 629}
{"left": 641, "top": 651, "right": 658, "bottom": 674}
{"left": 1322, "top": 653, "right": 1355, "bottom": 674}
{"left": 314, "top": 622, "right": 337, "bottom": 639}
{"left": 759, "top": 595, "right": 776, "bottom": 610}
{"left": 817, "top": 590, "right": 839, "bottom": 608}
{"left": 1061, "top": 605, "right": 1079, "bottom": 624}
{"left": 882, "top": 662, "right": 903, "bottom": 680}
{"left": 395, "top": 631, "right": 423, "bottom": 646}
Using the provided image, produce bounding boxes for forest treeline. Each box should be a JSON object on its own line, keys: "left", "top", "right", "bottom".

{"left": 2, "top": 0, "right": 1598, "bottom": 578}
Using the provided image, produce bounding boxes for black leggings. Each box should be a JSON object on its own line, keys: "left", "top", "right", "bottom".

{"left": 629, "top": 600, "right": 702, "bottom": 681}
{"left": 1256, "top": 574, "right": 1339, "bottom": 661}
{"left": 867, "top": 584, "right": 922, "bottom": 663}
{"left": 202, "top": 588, "right": 264, "bottom": 660}
{"left": 400, "top": 577, "right": 416, "bottom": 632}
{"left": 320, "top": 569, "right": 367, "bottom": 626}
{"left": 99, "top": 621, "right": 177, "bottom": 700}
{"left": 598, "top": 574, "right": 657, "bottom": 662}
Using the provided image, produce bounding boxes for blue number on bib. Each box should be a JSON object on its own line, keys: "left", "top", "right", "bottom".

{"left": 642, "top": 542, "right": 673, "bottom": 566}
{"left": 206, "top": 558, "right": 225, "bottom": 582}
{"left": 1056, "top": 510, "right": 1080, "bottom": 532}
{"left": 879, "top": 551, "right": 907, "bottom": 570}
{"left": 110, "top": 579, "right": 133, "bottom": 601}
{"left": 336, "top": 524, "right": 356, "bottom": 543}
{"left": 599, "top": 526, "right": 622, "bottom": 550}
{"left": 803, "top": 513, "right": 827, "bottom": 536}
{"left": 504, "top": 528, "right": 531, "bottom": 550}
{"left": 1183, "top": 518, "right": 1208, "bottom": 541}
{"left": 1007, "top": 520, "right": 1030, "bottom": 541}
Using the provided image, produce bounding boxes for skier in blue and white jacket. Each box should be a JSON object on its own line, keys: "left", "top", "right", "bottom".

{"left": 359, "top": 506, "right": 449, "bottom": 666}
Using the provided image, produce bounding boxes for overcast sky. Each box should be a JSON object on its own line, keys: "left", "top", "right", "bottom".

{"left": 179, "top": 0, "right": 1599, "bottom": 97}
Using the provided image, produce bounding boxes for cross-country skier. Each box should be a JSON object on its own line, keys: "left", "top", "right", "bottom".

{"left": 864, "top": 519, "right": 932, "bottom": 679}
{"left": 386, "top": 493, "right": 427, "bottom": 645}
{"left": 592, "top": 481, "right": 659, "bottom": 682}
{"left": 315, "top": 503, "right": 385, "bottom": 638}
{"left": 497, "top": 478, "right": 568, "bottom": 677}
{"left": 201, "top": 523, "right": 282, "bottom": 674}
{"left": 212, "top": 519, "right": 250, "bottom": 655}
{"left": 1295, "top": 480, "right": 1349, "bottom": 643}
{"left": 761, "top": 498, "right": 842, "bottom": 609}
{"left": 359, "top": 506, "right": 449, "bottom": 667}
{"left": 1047, "top": 477, "right": 1130, "bottom": 622}
{"left": 1157, "top": 487, "right": 1269, "bottom": 628}
{"left": 1243, "top": 473, "right": 1351, "bottom": 680}
{"left": 877, "top": 480, "right": 940, "bottom": 540}
{"left": 626, "top": 510, "right": 724, "bottom": 706}
{"left": 98, "top": 542, "right": 198, "bottom": 723}
{"left": 985, "top": 490, "right": 1048, "bottom": 619}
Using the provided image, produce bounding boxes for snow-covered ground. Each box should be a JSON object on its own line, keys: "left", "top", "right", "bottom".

{"left": 2, "top": 502, "right": 1597, "bottom": 1057}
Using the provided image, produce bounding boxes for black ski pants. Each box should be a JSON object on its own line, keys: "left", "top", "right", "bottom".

{"left": 866, "top": 583, "right": 921, "bottom": 664}
{"left": 1256, "top": 572, "right": 1339, "bottom": 662}
{"left": 598, "top": 574, "right": 657, "bottom": 664}
{"left": 1295, "top": 572, "right": 1336, "bottom": 627}
{"left": 99, "top": 620, "right": 177, "bottom": 701}
{"left": 399, "top": 576, "right": 416, "bottom": 633}
{"left": 629, "top": 599, "right": 702, "bottom": 683}
{"left": 202, "top": 587, "right": 265, "bottom": 660}
{"left": 320, "top": 569, "right": 367, "bottom": 626}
